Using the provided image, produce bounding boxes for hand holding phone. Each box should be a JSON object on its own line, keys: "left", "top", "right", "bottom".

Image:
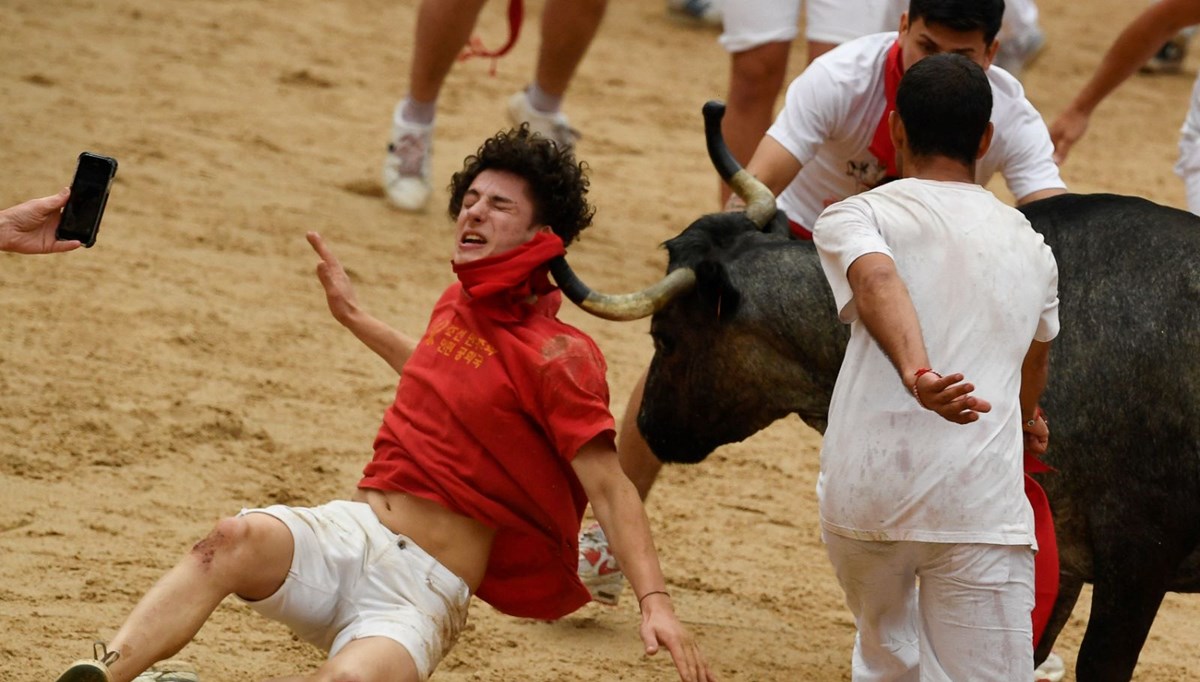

{"left": 56, "top": 151, "right": 118, "bottom": 248}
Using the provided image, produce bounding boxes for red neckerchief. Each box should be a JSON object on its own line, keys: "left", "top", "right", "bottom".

{"left": 458, "top": 0, "right": 524, "bottom": 76}
{"left": 452, "top": 230, "right": 564, "bottom": 320}
{"left": 867, "top": 40, "right": 904, "bottom": 182}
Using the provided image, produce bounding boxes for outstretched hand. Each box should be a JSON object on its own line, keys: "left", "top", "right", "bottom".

{"left": 306, "top": 231, "right": 360, "bottom": 324}
{"left": 912, "top": 371, "right": 992, "bottom": 424}
{"left": 0, "top": 189, "right": 80, "bottom": 254}
{"left": 638, "top": 594, "right": 718, "bottom": 682}
{"left": 1049, "top": 108, "right": 1089, "bottom": 165}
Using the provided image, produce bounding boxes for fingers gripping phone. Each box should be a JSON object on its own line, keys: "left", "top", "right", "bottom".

{"left": 56, "top": 151, "right": 118, "bottom": 248}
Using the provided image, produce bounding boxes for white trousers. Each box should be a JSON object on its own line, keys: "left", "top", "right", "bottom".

{"left": 824, "top": 532, "right": 1035, "bottom": 682}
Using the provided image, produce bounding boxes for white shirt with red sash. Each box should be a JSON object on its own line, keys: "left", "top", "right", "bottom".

{"left": 767, "top": 31, "right": 1065, "bottom": 234}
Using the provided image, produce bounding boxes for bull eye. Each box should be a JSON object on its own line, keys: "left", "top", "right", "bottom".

{"left": 651, "top": 330, "right": 675, "bottom": 355}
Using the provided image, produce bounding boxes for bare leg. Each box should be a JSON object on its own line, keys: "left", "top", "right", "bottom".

{"left": 719, "top": 40, "right": 791, "bottom": 205}
{"left": 407, "top": 0, "right": 490, "bottom": 103}
{"left": 534, "top": 0, "right": 608, "bottom": 96}
{"left": 263, "top": 636, "right": 421, "bottom": 682}
{"left": 102, "top": 514, "right": 294, "bottom": 682}
{"left": 618, "top": 367, "right": 664, "bottom": 500}
{"left": 806, "top": 39, "right": 838, "bottom": 63}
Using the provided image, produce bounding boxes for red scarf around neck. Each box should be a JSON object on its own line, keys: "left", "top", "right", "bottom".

{"left": 452, "top": 230, "right": 565, "bottom": 318}
{"left": 867, "top": 40, "right": 905, "bottom": 182}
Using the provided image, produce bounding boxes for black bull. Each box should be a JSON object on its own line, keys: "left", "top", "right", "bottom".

{"left": 635, "top": 193, "right": 1200, "bottom": 681}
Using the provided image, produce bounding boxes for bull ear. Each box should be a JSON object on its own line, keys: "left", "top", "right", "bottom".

{"left": 695, "top": 260, "right": 741, "bottom": 321}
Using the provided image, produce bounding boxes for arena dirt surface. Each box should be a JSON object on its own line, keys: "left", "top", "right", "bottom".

{"left": 2, "top": 0, "right": 1198, "bottom": 679}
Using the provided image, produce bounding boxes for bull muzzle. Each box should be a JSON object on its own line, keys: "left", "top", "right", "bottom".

{"left": 550, "top": 100, "right": 776, "bottom": 321}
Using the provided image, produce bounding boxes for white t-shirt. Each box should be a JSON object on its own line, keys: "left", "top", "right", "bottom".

{"left": 813, "top": 178, "right": 1059, "bottom": 546}
{"left": 768, "top": 32, "right": 1065, "bottom": 229}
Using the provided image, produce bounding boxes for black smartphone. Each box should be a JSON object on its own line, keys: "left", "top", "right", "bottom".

{"left": 56, "top": 151, "right": 118, "bottom": 248}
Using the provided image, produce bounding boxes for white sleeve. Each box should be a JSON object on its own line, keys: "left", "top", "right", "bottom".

{"left": 812, "top": 197, "right": 894, "bottom": 323}
{"left": 992, "top": 75, "right": 1067, "bottom": 200}
{"left": 766, "top": 61, "right": 850, "bottom": 168}
{"left": 1035, "top": 243, "right": 1060, "bottom": 342}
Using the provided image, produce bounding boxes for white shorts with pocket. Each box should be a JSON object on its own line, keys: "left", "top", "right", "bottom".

{"left": 239, "top": 500, "right": 470, "bottom": 681}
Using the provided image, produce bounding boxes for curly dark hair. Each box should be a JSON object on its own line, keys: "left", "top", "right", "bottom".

{"left": 448, "top": 125, "right": 595, "bottom": 247}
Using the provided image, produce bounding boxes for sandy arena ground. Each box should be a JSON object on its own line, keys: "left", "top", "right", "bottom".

{"left": 2, "top": 0, "right": 1198, "bottom": 679}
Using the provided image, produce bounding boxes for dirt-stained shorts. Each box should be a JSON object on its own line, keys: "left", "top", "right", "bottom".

{"left": 238, "top": 500, "right": 470, "bottom": 681}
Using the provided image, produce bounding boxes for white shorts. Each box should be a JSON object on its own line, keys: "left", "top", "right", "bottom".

{"left": 719, "top": 0, "right": 905, "bottom": 54}
{"left": 806, "top": 0, "right": 905, "bottom": 44}
{"left": 719, "top": 0, "right": 800, "bottom": 54}
{"left": 824, "top": 532, "right": 1034, "bottom": 681}
{"left": 239, "top": 501, "right": 470, "bottom": 681}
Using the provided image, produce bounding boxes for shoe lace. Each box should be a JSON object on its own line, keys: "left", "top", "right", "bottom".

{"left": 387, "top": 132, "right": 430, "bottom": 177}
{"left": 94, "top": 641, "right": 120, "bottom": 667}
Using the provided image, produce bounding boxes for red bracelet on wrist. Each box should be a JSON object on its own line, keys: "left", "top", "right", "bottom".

{"left": 1024, "top": 406, "right": 1047, "bottom": 428}
{"left": 912, "top": 368, "right": 941, "bottom": 409}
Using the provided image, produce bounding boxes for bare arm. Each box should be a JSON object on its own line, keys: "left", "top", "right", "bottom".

{"left": 1019, "top": 339, "right": 1052, "bottom": 454}
{"left": 572, "top": 438, "right": 715, "bottom": 682}
{"left": 0, "top": 189, "right": 80, "bottom": 254}
{"left": 848, "top": 252, "right": 992, "bottom": 423}
{"left": 1051, "top": 0, "right": 1200, "bottom": 164}
{"left": 306, "top": 231, "right": 417, "bottom": 374}
{"left": 1017, "top": 188, "right": 1067, "bottom": 205}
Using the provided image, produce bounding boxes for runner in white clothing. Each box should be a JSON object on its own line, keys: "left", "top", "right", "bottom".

{"left": 813, "top": 52, "right": 1058, "bottom": 681}
{"left": 750, "top": 0, "right": 1066, "bottom": 234}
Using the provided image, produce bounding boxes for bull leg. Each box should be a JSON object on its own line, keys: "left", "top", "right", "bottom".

{"left": 1034, "top": 574, "right": 1082, "bottom": 666}
{"left": 1074, "top": 552, "right": 1174, "bottom": 681}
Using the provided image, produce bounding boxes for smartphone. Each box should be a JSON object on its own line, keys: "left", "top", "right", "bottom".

{"left": 56, "top": 151, "right": 118, "bottom": 248}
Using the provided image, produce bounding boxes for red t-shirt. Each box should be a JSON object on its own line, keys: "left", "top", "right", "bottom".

{"left": 361, "top": 283, "right": 616, "bottom": 620}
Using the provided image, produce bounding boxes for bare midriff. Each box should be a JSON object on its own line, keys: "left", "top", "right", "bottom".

{"left": 354, "top": 488, "right": 495, "bottom": 592}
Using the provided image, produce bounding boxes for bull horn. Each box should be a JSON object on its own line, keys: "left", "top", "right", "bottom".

{"left": 548, "top": 256, "right": 696, "bottom": 322}
{"left": 703, "top": 100, "right": 776, "bottom": 228}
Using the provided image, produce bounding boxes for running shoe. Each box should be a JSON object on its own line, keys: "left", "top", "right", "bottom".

{"left": 506, "top": 91, "right": 580, "bottom": 151}
{"left": 382, "top": 118, "right": 434, "bottom": 212}
{"left": 578, "top": 522, "right": 625, "bottom": 606}
{"left": 1034, "top": 651, "right": 1066, "bottom": 682}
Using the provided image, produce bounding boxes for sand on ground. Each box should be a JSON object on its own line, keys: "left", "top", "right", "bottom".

{"left": 2, "top": 0, "right": 1197, "bottom": 679}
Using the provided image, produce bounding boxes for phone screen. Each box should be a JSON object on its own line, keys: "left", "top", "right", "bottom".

{"left": 57, "top": 152, "right": 117, "bottom": 248}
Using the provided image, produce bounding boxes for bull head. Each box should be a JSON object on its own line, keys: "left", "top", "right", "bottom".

{"left": 547, "top": 101, "right": 778, "bottom": 320}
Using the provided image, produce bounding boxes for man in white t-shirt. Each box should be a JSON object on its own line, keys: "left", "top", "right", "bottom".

{"left": 751, "top": 0, "right": 1065, "bottom": 235}
{"left": 716, "top": 0, "right": 1046, "bottom": 206}
{"left": 813, "top": 52, "right": 1058, "bottom": 681}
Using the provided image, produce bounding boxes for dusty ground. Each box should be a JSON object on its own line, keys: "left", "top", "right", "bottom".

{"left": 2, "top": 0, "right": 1198, "bottom": 679}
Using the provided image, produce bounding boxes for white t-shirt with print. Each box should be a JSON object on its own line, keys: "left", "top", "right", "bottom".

{"left": 813, "top": 178, "right": 1059, "bottom": 546}
{"left": 768, "top": 32, "right": 1065, "bottom": 229}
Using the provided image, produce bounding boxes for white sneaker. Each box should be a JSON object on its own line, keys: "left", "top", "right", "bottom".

{"left": 666, "top": 0, "right": 722, "bottom": 27}
{"left": 994, "top": 26, "right": 1045, "bottom": 78}
{"left": 382, "top": 119, "right": 433, "bottom": 212}
{"left": 506, "top": 91, "right": 580, "bottom": 151}
{"left": 1034, "top": 651, "right": 1065, "bottom": 682}
{"left": 578, "top": 522, "right": 625, "bottom": 605}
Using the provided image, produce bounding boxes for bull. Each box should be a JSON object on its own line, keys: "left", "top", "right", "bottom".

{"left": 549, "top": 102, "right": 1200, "bottom": 681}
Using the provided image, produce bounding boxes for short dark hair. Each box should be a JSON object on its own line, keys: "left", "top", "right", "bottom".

{"left": 448, "top": 125, "right": 595, "bottom": 247}
{"left": 908, "top": 0, "right": 1005, "bottom": 45}
{"left": 895, "top": 53, "right": 993, "bottom": 168}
